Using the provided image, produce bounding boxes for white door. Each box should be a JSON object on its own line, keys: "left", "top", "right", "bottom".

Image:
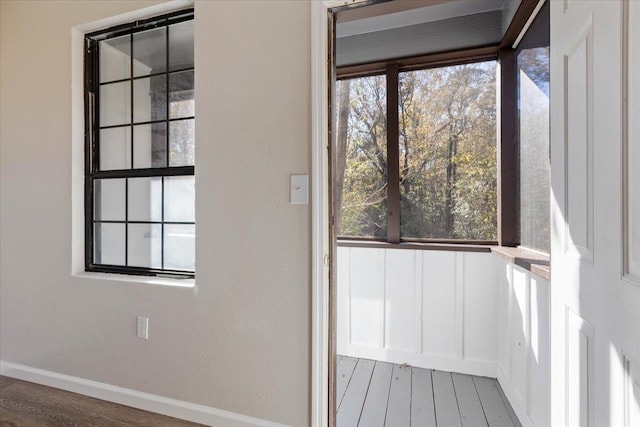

{"left": 550, "top": 1, "right": 640, "bottom": 426}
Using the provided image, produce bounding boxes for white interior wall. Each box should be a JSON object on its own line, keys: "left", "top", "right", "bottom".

{"left": 337, "top": 247, "right": 500, "bottom": 377}
{"left": 495, "top": 259, "right": 550, "bottom": 427}
{"left": 0, "top": 1, "right": 311, "bottom": 426}
{"left": 337, "top": 247, "right": 551, "bottom": 427}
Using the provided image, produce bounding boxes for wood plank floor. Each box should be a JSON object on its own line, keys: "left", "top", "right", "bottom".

{"left": 336, "top": 356, "right": 522, "bottom": 427}
{"left": 0, "top": 375, "right": 203, "bottom": 427}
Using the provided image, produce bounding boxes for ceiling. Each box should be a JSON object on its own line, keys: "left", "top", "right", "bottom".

{"left": 335, "top": 0, "right": 522, "bottom": 67}
{"left": 336, "top": 0, "right": 506, "bottom": 38}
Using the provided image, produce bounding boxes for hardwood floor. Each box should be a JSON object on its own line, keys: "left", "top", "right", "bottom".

{"left": 0, "top": 376, "right": 203, "bottom": 427}
{"left": 336, "top": 356, "right": 522, "bottom": 427}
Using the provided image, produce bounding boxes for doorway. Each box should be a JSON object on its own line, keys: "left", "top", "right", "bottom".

{"left": 321, "top": 1, "right": 552, "bottom": 426}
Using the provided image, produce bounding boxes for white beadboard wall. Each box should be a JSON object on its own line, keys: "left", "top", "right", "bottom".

{"left": 336, "top": 247, "right": 551, "bottom": 427}
{"left": 495, "top": 258, "right": 551, "bottom": 427}
{"left": 336, "top": 247, "right": 499, "bottom": 378}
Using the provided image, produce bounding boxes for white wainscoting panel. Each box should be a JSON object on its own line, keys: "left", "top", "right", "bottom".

{"left": 337, "top": 247, "right": 550, "bottom": 426}
{"left": 495, "top": 259, "right": 551, "bottom": 427}
{"left": 528, "top": 274, "right": 550, "bottom": 427}
{"left": 422, "top": 251, "right": 457, "bottom": 358}
{"left": 384, "top": 249, "right": 421, "bottom": 353}
{"left": 463, "top": 252, "right": 498, "bottom": 363}
{"left": 349, "top": 248, "right": 385, "bottom": 348}
{"left": 336, "top": 247, "right": 499, "bottom": 378}
{"left": 510, "top": 266, "right": 529, "bottom": 406}
{"left": 497, "top": 262, "right": 512, "bottom": 383}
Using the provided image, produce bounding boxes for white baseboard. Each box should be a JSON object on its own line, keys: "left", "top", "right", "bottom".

{"left": 496, "top": 365, "right": 536, "bottom": 427}
{"left": 338, "top": 343, "right": 497, "bottom": 378}
{"left": 0, "top": 361, "right": 291, "bottom": 427}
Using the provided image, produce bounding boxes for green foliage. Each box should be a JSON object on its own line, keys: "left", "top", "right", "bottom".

{"left": 339, "top": 75, "right": 388, "bottom": 238}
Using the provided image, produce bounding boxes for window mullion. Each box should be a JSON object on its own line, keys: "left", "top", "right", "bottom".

{"left": 386, "top": 63, "right": 401, "bottom": 243}
{"left": 498, "top": 48, "right": 519, "bottom": 246}
{"left": 91, "top": 166, "right": 194, "bottom": 179}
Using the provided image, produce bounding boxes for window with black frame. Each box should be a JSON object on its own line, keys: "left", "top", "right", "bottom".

{"left": 84, "top": 10, "right": 195, "bottom": 277}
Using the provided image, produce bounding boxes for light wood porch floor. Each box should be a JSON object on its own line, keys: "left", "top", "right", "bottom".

{"left": 337, "top": 356, "right": 522, "bottom": 427}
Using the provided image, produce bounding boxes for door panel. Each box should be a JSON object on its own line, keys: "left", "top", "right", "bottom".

{"left": 551, "top": 1, "right": 640, "bottom": 426}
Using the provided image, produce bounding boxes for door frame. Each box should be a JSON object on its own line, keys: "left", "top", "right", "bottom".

{"left": 310, "top": 2, "right": 331, "bottom": 426}
{"left": 310, "top": 2, "right": 379, "bottom": 427}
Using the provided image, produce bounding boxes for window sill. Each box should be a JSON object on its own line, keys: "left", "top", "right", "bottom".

{"left": 491, "top": 246, "right": 550, "bottom": 280}
{"left": 72, "top": 271, "right": 195, "bottom": 288}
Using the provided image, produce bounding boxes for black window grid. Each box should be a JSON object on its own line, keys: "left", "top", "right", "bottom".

{"left": 85, "top": 9, "right": 195, "bottom": 278}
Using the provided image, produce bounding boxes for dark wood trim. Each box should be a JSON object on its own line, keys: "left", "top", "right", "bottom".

{"left": 386, "top": 63, "right": 400, "bottom": 243}
{"left": 337, "top": 239, "right": 493, "bottom": 253}
{"left": 501, "top": 0, "right": 543, "bottom": 49}
{"left": 402, "top": 238, "right": 497, "bottom": 245}
{"left": 514, "top": 0, "right": 549, "bottom": 51}
{"left": 336, "top": 236, "right": 497, "bottom": 245}
{"left": 337, "top": 45, "right": 499, "bottom": 80}
{"left": 498, "top": 48, "right": 519, "bottom": 247}
{"left": 335, "top": 0, "right": 451, "bottom": 24}
{"left": 491, "top": 246, "right": 550, "bottom": 280}
{"left": 335, "top": 236, "right": 385, "bottom": 242}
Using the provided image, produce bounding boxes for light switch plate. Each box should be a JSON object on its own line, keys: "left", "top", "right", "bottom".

{"left": 290, "top": 174, "right": 309, "bottom": 205}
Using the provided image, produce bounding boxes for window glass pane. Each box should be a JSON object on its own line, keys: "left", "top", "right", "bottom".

{"left": 100, "top": 35, "right": 130, "bottom": 83}
{"left": 164, "top": 224, "right": 195, "bottom": 271}
{"left": 164, "top": 176, "right": 195, "bottom": 222}
{"left": 518, "top": 47, "right": 550, "bottom": 252}
{"left": 169, "top": 70, "right": 194, "bottom": 119}
{"left": 94, "top": 223, "right": 125, "bottom": 265}
{"left": 133, "top": 123, "right": 167, "bottom": 168}
{"left": 128, "top": 177, "right": 162, "bottom": 222}
{"left": 335, "top": 76, "right": 387, "bottom": 238}
{"left": 128, "top": 224, "right": 162, "bottom": 268}
{"left": 169, "top": 119, "right": 194, "bottom": 166}
{"left": 100, "top": 81, "right": 131, "bottom": 127}
{"left": 169, "top": 20, "right": 194, "bottom": 71}
{"left": 133, "top": 27, "right": 166, "bottom": 77}
{"left": 100, "top": 127, "right": 131, "bottom": 170}
{"left": 398, "top": 62, "right": 498, "bottom": 240}
{"left": 94, "top": 179, "right": 126, "bottom": 221}
{"left": 133, "top": 76, "right": 166, "bottom": 123}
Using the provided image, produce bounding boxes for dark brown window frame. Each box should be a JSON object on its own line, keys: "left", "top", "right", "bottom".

{"left": 334, "top": 0, "right": 548, "bottom": 255}
{"left": 336, "top": 49, "right": 500, "bottom": 248}
{"left": 84, "top": 9, "right": 195, "bottom": 278}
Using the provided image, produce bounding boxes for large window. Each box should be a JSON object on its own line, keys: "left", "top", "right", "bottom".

{"left": 336, "top": 60, "right": 498, "bottom": 243}
{"left": 84, "top": 10, "right": 195, "bottom": 277}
